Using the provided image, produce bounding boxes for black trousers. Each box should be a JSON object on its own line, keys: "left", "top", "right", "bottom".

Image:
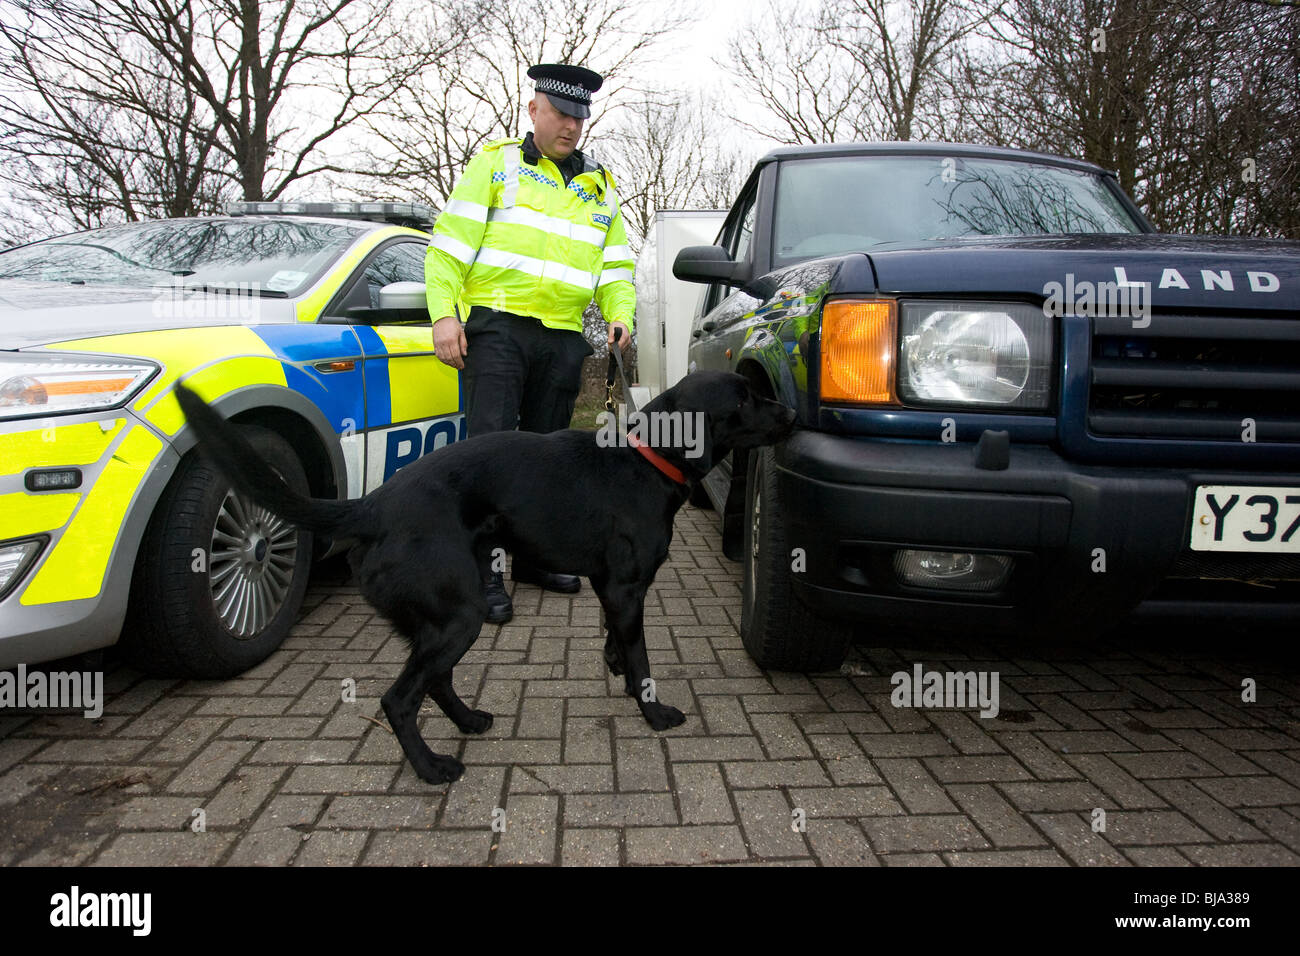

{"left": 462, "top": 307, "right": 594, "bottom": 437}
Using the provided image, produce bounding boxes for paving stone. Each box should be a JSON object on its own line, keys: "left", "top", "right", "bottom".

{"left": 1175, "top": 843, "right": 1300, "bottom": 866}
{"left": 562, "top": 828, "right": 621, "bottom": 866}
{"left": 1241, "top": 750, "right": 1300, "bottom": 788}
{"left": 1122, "top": 847, "right": 1193, "bottom": 866}
{"left": 948, "top": 784, "right": 1046, "bottom": 848}
{"left": 284, "top": 764, "right": 397, "bottom": 794}
{"left": 203, "top": 765, "right": 285, "bottom": 827}
{"left": 880, "top": 853, "right": 945, "bottom": 866}
{"left": 248, "top": 739, "right": 358, "bottom": 765}
{"left": 697, "top": 696, "right": 751, "bottom": 736}
{"left": 1062, "top": 753, "right": 1166, "bottom": 809}
{"left": 924, "top": 755, "right": 1033, "bottom": 783}
{"left": 165, "top": 739, "right": 255, "bottom": 793}
{"left": 320, "top": 796, "right": 441, "bottom": 829}
{"left": 1145, "top": 779, "right": 1266, "bottom": 842}
{"left": 862, "top": 815, "right": 989, "bottom": 853}
{"left": 226, "top": 827, "right": 302, "bottom": 866}
{"left": 564, "top": 716, "right": 612, "bottom": 764}
{"left": 673, "top": 763, "right": 734, "bottom": 824}
{"left": 626, "top": 825, "right": 749, "bottom": 864}
{"left": 439, "top": 765, "right": 506, "bottom": 828}
{"left": 1238, "top": 808, "right": 1300, "bottom": 850}
{"left": 856, "top": 733, "right": 957, "bottom": 758}
{"left": 998, "top": 781, "right": 1110, "bottom": 813}
{"left": 616, "top": 738, "right": 669, "bottom": 791}
{"left": 789, "top": 786, "right": 903, "bottom": 818}
{"left": 293, "top": 830, "right": 368, "bottom": 866}
{"left": 517, "top": 698, "right": 564, "bottom": 739}
{"left": 1100, "top": 809, "right": 1213, "bottom": 845}
{"left": 667, "top": 736, "right": 765, "bottom": 762}
{"left": 250, "top": 795, "right": 326, "bottom": 832}
{"left": 363, "top": 831, "right": 493, "bottom": 866}
{"left": 873, "top": 758, "right": 957, "bottom": 814}
{"left": 91, "top": 832, "right": 233, "bottom": 866}
{"left": 496, "top": 794, "right": 559, "bottom": 864}
{"left": 723, "top": 759, "right": 831, "bottom": 789}
{"left": 1028, "top": 813, "right": 1129, "bottom": 866}
{"left": 945, "top": 849, "right": 1068, "bottom": 866}
{"left": 1194, "top": 775, "right": 1300, "bottom": 808}
{"left": 805, "top": 818, "right": 880, "bottom": 865}
{"left": 220, "top": 716, "right": 324, "bottom": 739}
{"left": 27, "top": 738, "right": 150, "bottom": 763}
{"left": 565, "top": 793, "right": 678, "bottom": 827}
{"left": 735, "top": 789, "right": 806, "bottom": 858}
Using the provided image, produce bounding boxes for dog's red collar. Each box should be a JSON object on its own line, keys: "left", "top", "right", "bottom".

{"left": 626, "top": 433, "right": 687, "bottom": 485}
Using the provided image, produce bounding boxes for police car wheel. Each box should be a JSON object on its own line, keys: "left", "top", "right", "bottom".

{"left": 740, "top": 445, "right": 850, "bottom": 671}
{"left": 122, "top": 426, "right": 313, "bottom": 678}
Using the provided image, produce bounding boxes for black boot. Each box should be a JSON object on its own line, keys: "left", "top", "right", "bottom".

{"left": 512, "top": 564, "right": 582, "bottom": 594}
{"left": 484, "top": 570, "right": 513, "bottom": 624}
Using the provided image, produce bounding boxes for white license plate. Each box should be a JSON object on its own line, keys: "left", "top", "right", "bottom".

{"left": 1190, "top": 485, "right": 1300, "bottom": 553}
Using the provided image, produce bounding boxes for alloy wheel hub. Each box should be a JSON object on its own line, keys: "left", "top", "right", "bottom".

{"left": 209, "top": 490, "right": 297, "bottom": 638}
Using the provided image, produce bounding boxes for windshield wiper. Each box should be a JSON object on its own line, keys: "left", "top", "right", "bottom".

{"left": 180, "top": 282, "right": 289, "bottom": 298}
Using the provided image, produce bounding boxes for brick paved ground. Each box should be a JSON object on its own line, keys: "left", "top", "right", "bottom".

{"left": 2, "top": 504, "right": 1299, "bottom": 866}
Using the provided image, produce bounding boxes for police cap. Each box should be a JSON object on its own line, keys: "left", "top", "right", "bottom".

{"left": 527, "top": 63, "right": 604, "bottom": 119}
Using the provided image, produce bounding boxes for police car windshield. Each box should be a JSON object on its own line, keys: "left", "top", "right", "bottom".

{"left": 0, "top": 218, "right": 366, "bottom": 293}
{"left": 773, "top": 155, "right": 1143, "bottom": 265}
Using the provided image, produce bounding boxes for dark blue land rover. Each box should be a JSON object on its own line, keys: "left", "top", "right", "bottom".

{"left": 677, "top": 142, "right": 1300, "bottom": 671}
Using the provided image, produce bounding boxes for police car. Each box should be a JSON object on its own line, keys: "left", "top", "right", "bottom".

{"left": 0, "top": 203, "right": 463, "bottom": 677}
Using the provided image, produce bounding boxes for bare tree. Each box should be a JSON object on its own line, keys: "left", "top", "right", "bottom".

{"left": 719, "top": 0, "right": 871, "bottom": 144}
{"left": 0, "top": 0, "right": 463, "bottom": 242}
{"left": 720, "top": 0, "right": 994, "bottom": 145}
{"left": 356, "top": 0, "right": 694, "bottom": 206}
{"left": 968, "top": 0, "right": 1299, "bottom": 236}
{"left": 0, "top": 4, "right": 230, "bottom": 232}
{"left": 594, "top": 92, "right": 752, "bottom": 252}
{"left": 823, "top": 0, "right": 1003, "bottom": 141}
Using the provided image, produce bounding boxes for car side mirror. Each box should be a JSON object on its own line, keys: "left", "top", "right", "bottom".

{"left": 673, "top": 245, "right": 745, "bottom": 284}
{"left": 344, "top": 281, "right": 430, "bottom": 325}
{"left": 378, "top": 281, "right": 427, "bottom": 311}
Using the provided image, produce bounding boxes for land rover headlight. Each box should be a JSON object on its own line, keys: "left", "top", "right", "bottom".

{"left": 0, "top": 354, "right": 158, "bottom": 420}
{"left": 898, "top": 302, "right": 1052, "bottom": 409}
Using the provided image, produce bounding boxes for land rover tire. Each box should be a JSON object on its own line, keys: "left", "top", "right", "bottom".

{"left": 740, "top": 445, "right": 850, "bottom": 671}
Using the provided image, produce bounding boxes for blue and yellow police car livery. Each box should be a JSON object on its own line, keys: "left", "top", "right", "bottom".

{"left": 0, "top": 204, "right": 463, "bottom": 676}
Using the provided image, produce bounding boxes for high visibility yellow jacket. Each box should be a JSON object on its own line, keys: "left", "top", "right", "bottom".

{"left": 425, "top": 137, "right": 635, "bottom": 334}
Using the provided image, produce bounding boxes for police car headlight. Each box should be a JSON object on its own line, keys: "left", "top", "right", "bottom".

{"left": 898, "top": 302, "right": 1052, "bottom": 409}
{"left": 0, "top": 354, "right": 158, "bottom": 420}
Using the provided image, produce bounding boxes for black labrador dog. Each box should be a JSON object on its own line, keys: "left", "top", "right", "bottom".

{"left": 174, "top": 371, "right": 795, "bottom": 784}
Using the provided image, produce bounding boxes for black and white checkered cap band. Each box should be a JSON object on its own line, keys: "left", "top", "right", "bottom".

{"left": 535, "top": 77, "right": 591, "bottom": 103}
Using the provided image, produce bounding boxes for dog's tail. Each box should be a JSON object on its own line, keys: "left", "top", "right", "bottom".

{"left": 174, "top": 380, "right": 362, "bottom": 538}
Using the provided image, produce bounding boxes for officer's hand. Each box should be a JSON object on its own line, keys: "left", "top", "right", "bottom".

{"left": 608, "top": 322, "right": 631, "bottom": 352}
{"left": 433, "top": 315, "right": 468, "bottom": 369}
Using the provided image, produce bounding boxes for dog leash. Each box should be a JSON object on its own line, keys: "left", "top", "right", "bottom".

{"left": 605, "top": 327, "right": 636, "bottom": 414}
{"left": 602, "top": 328, "right": 684, "bottom": 484}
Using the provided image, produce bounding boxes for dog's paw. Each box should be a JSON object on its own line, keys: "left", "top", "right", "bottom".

{"left": 410, "top": 753, "right": 465, "bottom": 785}
{"left": 641, "top": 701, "right": 686, "bottom": 732}
{"left": 456, "top": 709, "right": 494, "bottom": 735}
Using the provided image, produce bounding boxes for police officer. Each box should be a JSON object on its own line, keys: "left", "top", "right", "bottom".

{"left": 425, "top": 63, "right": 635, "bottom": 624}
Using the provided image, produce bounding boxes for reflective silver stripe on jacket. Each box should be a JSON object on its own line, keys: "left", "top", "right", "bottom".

{"left": 501, "top": 147, "right": 520, "bottom": 208}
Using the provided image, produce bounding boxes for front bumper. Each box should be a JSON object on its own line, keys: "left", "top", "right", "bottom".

{"left": 778, "top": 430, "right": 1300, "bottom": 635}
{"left": 0, "top": 408, "right": 178, "bottom": 668}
